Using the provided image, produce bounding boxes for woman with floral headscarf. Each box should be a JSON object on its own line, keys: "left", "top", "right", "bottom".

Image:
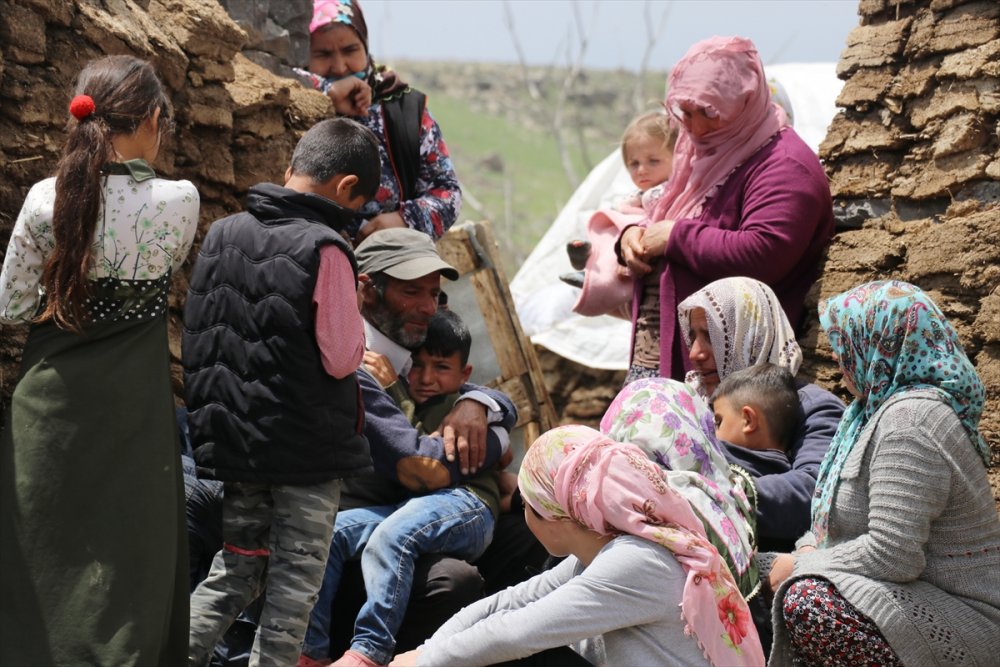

{"left": 393, "top": 426, "right": 764, "bottom": 667}
{"left": 618, "top": 36, "right": 833, "bottom": 384}
{"left": 677, "top": 277, "right": 845, "bottom": 553}
{"left": 600, "top": 377, "right": 759, "bottom": 599}
{"left": 299, "top": 0, "right": 461, "bottom": 242}
{"left": 767, "top": 281, "right": 1000, "bottom": 667}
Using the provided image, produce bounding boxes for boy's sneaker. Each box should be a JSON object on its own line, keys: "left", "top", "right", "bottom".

{"left": 566, "top": 240, "right": 592, "bottom": 270}
{"left": 297, "top": 655, "right": 332, "bottom": 667}
{"left": 332, "top": 649, "right": 386, "bottom": 667}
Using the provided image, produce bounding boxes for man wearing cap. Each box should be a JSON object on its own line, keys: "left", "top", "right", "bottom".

{"left": 299, "top": 229, "right": 517, "bottom": 665}
{"left": 351, "top": 228, "right": 514, "bottom": 498}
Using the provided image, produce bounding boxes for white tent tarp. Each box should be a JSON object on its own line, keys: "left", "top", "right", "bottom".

{"left": 510, "top": 62, "right": 843, "bottom": 370}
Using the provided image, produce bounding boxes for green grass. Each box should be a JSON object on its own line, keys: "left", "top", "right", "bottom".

{"left": 429, "top": 94, "right": 597, "bottom": 274}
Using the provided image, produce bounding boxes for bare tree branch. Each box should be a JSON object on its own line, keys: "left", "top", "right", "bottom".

{"left": 632, "top": 0, "right": 671, "bottom": 114}
{"left": 550, "top": 0, "right": 599, "bottom": 187}
{"left": 502, "top": 0, "right": 542, "bottom": 101}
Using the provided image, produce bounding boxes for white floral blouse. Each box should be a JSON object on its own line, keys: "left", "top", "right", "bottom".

{"left": 0, "top": 161, "right": 199, "bottom": 324}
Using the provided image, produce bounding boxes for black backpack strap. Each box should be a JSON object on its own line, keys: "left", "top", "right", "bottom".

{"left": 381, "top": 89, "right": 426, "bottom": 203}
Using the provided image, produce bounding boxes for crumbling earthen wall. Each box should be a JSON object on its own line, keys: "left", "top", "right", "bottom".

{"left": 810, "top": 0, "right": 999, "bottom": 468}
{"left": 0, "top": 0, "right": 333, "bottom": 402}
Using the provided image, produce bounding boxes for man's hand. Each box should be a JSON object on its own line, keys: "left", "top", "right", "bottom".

{"left": 356, "top": 211, "right": 407, "bottom": 243}
{"left": 435, "top": 399, "right": 488, "bottom": 476}
{"left": 620, "top": 225, "right": 652, "bottom": 276}
{"left": 363, "top": 350, "right": 397, "bottom": 388}
{"left": 327, "top": 77, "right": 372, "bottom": 117}
{"left": 640, "top": 218, "right": 676, "bottom": 258}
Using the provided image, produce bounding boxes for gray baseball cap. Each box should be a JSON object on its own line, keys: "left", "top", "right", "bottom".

{"left": 354, "top": 228, "right": 459, "bottom": 281}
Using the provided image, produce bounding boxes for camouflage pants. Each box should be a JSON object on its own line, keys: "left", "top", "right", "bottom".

{"left": 188, "top": 479, "right": 341, "bottom": 667}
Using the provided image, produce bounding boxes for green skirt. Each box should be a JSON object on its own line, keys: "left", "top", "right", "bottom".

{"left": 1, "top": 314, "right": 188, "bottom": 667}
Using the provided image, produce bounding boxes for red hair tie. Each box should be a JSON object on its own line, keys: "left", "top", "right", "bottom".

{"left": 69, "top": 94, "right": 96, "bottom": 120}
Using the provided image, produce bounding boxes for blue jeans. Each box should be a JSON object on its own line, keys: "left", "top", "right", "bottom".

{"left": 302, "top": 488, "right": 494, "bottom": 664}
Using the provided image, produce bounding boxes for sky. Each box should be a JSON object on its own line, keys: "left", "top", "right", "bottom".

{"left": 360, "top": 0, "right": 861, "bottom": 71}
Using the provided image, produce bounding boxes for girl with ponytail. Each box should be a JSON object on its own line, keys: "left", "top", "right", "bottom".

{"left": 1, "top": 55, "right": 198, "bottom": 665}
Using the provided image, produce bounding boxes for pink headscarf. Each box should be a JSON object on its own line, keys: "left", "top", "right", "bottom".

{"left": 309, "top": 0, "right": 367, "bottom": 39}
{"left": 649, "top": 36, "right": 789, "bottom": 223}
{"left": 519, "top": 426, "right": 764, "bottom": 667}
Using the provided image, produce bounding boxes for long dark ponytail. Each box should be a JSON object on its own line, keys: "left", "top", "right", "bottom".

{"left": 39, "top": 55, "right": 172, "bottom": 332}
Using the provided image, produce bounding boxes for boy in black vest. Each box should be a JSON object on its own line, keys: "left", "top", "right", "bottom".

{"left": 183, "top": 117, "right": 380, "bottom": 667}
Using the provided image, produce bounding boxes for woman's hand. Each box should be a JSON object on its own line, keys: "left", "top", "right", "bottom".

{"left": 640, "top": 218, "right": 676, "bottom": 258}
{"left": 389, "top": 648, "right": 420, "bottom": 666}
{"left": 363, "top": 350, "right": 397, "bottom": 388}
{"left": 620, "top": 226, "right": 652, "bottom": 276}
{"left": 327, "top": 77, "right": 372, "bottom": 117}
{"left": 357, "top": 212, "right": 407, "bottom": 243}
{"left": 768, "top": 553, "right": 796, "bottom": 592}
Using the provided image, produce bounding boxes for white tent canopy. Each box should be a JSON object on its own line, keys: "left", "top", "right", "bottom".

{"left": 510, "top": 63, "right": 843, "bottom": 370}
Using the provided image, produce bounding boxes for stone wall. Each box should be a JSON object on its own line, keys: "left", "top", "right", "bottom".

{"left": 0, "top": 0, "right": 334, "bottom": 402}
{"left": 813, "top": 0, "right": 999, "bottom": 466}
{"left": 218, "top": 0, "right": 312, "bottom": 80}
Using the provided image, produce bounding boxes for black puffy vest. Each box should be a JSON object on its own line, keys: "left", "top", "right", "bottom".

{"left": 183, "top": 183, "right": 371, "bottom": 485}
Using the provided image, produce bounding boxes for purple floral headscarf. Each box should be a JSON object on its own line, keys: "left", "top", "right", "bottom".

{"left": 601, "top": 378, "right": 757, "bottom": 591}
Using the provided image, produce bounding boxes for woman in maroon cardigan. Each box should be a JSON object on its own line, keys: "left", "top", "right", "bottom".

{"left": 618, "top": 36, "right": 834, "bottom": 384}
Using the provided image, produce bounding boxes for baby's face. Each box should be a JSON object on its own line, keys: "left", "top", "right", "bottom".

{"left": 625, "top": 135, "right": 673, "bottom": 191}
{"left": 407, "top": 349, "right": 469, "bottom": 404}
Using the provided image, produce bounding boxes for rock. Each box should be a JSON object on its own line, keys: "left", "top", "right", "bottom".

{"left": 823, "top": 227, "right": 906, "bottom": 272}
{"left": 0, "top": 2, "right": 46, "bottom": 64}
{"left": 905, "top": 1, "right": 1000, "bottom": 57}
{"left": 832, "top": 198, "right": 893, "bottom": 230}
{"left": 823, "top": 116, "right": 907, "bottom": 157}
{"left": 894, "top": 196, "right": 949, "bottom": 221}
{"left": 826, "top": 154, "right": 899, "bottom": 198}
{"left": 974, "top": 291, "right": 1000, "bottom": 344}
{"left": 858, "top": 0, "right": 886, "bottom": 18}
{"left": 931, "top": 112, "right": 989, "bottom": 158}
{"left": 478, "top": 153, "right": 505, "bottom": 173}
{"left": 892, "top": 149, "right": 990, "bottom": 198}
{"left": 938, "top": 39, "right": 1000, "bottom": 79}
{"left": 889, "top": 58, "right": 939, "bottom": 98}
{"left": 902, "top": 208, "right": 1000, "bottom": 288}
{"left": 837, "top": 66, "right": 894, "bottom": 107}
{"left": 837, "top": 18, "right": 913, "bottom": 77}
{"left": 909, "top": 81, "right": 979, "bottom": 129}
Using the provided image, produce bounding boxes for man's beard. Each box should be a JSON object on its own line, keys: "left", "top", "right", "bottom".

{"left": 365, "top": 299, "right": 427, "bottom": 349}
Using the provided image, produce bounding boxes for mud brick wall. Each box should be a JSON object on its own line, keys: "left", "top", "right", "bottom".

{"left": 811, "top": 0, "right": 999, "bottom": 478}
{"left": 0, "top": 0, "right": 333, "bottom": 405}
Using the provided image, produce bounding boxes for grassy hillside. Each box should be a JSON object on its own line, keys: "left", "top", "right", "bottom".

{"left": 428, "top": 94, "right": 595, "bottom": 270}
{"left": 398, "top": 60, "right": 669, "bottom": 274}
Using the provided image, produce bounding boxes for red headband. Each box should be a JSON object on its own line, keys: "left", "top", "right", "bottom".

{"left": 69, "top": 95, "right": 96, "bottom": 120}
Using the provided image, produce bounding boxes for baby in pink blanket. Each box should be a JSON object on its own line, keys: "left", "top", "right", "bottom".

{"left": 569, "top": 111, "right": 677, "bottom": 318}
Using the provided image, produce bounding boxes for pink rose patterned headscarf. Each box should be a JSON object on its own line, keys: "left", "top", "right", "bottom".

{"left": 519, "top": 426, "right": 764, "bottom": 667}
{"left": 649, "top": 36, "right": 789, "bottom": 224}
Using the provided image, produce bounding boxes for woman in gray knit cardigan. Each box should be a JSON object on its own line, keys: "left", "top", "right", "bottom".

{"left": 767, "top": 280, "right": 1000, "bottom": 667}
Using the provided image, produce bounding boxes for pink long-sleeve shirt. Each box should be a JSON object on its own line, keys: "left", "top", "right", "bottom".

{"left": 313, "top": 244, "right": 365, "bottom": 379}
